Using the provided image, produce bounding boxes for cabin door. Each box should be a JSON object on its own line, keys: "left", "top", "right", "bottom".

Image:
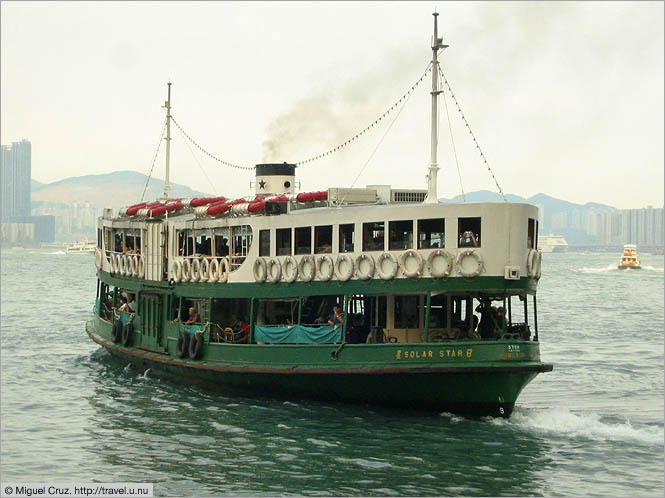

{"left": 139, "top": 293, "right": 163, "bottom": 352}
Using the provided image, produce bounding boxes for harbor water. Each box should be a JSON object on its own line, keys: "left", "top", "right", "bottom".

{"left": 1, "top": 249, "right": 663, "bottom": 497}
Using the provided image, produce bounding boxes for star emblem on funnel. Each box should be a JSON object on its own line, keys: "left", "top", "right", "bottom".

{"left": 258, "top": 179, "right": 266, "bottom": 189}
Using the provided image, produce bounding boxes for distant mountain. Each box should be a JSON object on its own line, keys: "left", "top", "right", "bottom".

{"left": 439, "top": 190, "right": 618, "bottom": 244}
{"left": 31, "top": 170, "right": 212, "bottom": 208}
{"left": 31, "top": 179, "right": 45, "bottom": 192}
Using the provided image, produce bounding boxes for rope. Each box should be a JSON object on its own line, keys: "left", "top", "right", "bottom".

{"left": 170, "top": 116, "right": 254, "bottom": 170}
{"left": 340, "top": 65, "right": 429, "bottom": 203}
{"left": 438, "top": 66, "right": 507, "bottom": 202}
{"left": 138, "top": 116, "right": 168, "bottom": 203}
{"left": 439, "top": 70, "right": 466, "bottom": 202}
{"left": 174, "top": 121, "right": 218, "bottom": 194}
{"left": 296, "top": 62, "right": 433, "bottom": 166}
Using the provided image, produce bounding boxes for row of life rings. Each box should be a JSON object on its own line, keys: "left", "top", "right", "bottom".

{"left": 109, "top": 252, "right": 145, "bottom": 278}
{"left": 526, "top": 248, "right": 542, "bottom": 279}
{"left": 252, "top": 249, "right": 463, "bottom": 284}
{"left": 171, "top": 257, "right": 230, "bottom": 283}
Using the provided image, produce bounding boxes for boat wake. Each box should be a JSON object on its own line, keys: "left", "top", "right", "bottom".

{"left": 578, "top": 263, "right": 622, "bottom": 273}
{"left": 50, "top": 250, "right": 66, "bottom": 255}
{"left": 496, "top": 407, "right": 663, "bottom": 446}
{"left": 641, "top": 265, "right": 664, "bottom": 272}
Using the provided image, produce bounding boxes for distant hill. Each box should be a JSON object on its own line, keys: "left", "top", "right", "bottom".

{"left": 439, "top": 190, "right": 618, "bottom": 244}
{"left": 31, "top": 170, "right": 212, "bottom": 208}
{"left": 31, "top": 179, "right": 45, "bottom": 192}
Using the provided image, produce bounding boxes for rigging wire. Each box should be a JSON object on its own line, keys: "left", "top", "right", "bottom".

{"left": 174, "top": 122, "right": 218, "bottom": 195}
{"left": 296, "top": 62, "right": 433, "bottom": 166}
{"left": 341, "top": 65, "right": 430, "bottom": 203}
{"left": 439, "top": 69, "right": 466, "bottom": 202}
{"left": 170, "top": 116, "right": 254, "bottom": 171}
{"left": 438, "top": 66, "right": 507, "bottom": 202}
{"left": 138, "top": 116, "right": 168, "bottom": 203}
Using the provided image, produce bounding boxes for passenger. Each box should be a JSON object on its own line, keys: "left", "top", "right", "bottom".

{"left": 460, "top": 230, "right": 478, "bottom": 247}
{"left": 327, "top": 304, "right": 345, "bottom": 326}
{"left": 126, "top": 295, "right": 136, "bottom": 313}
{"left": 185, "top": 307, "right": 201, "bottom": 325}
{"left": 495, "top": 306, "right": 506, "bottom": 336}
{"left": 118, "top": 296, "right": 128, "bottom": 311}
{"left": 475, "top": 300, "right": 495, "bottom": 339}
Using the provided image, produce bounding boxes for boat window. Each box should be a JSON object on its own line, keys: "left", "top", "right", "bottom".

{"left": 458, "top": 217, "right": 481, "bottom": 247}
{"left": 195, "top": 231, "right": 212, "bottom": 256}
{"left": 394, "top": 295, "right": 419, "bottom": 329}
{"left": 259, "top": 230, "right": 270, "bottom": 257}
{"left": 214, "top": 233, "right": 230, "bottom": 257}
{"left": 389, "top": 220, "right": 413, "bottom": 250}
{"left": 230, "top": 225, "right": 252, "bottom": 270}
{"left": 528, "top": 218, "right": 536, "bottom": 249}
{"left": 114, "top": 230, "right": 124, "bottom": 253}
{"left": 295, "top": 227, "right": 312, "bottom": 255}
{"left": 210, "top": 298, "right": 251, "bottom": 343}
{"left": 97, "top": 229, "right": 102, "bottom": 248}
{"left": 418, "top": 218, "right": 444, "bottom": 249}
{"left": 315, "top": 225, "right": 333, "bottom": 253}
{"left": 363, "top": 221, "right": 385, "bottom": 252}
{"left": 427, "top": 294, "right": 448, "bottom": 329}
{"left": 276, "top": 228, "right": 292, "bottom": 256}
{"left": 339, "top": 224, "right": 355, "bottom": 253}
{"left": 181, "top": 298, "right": 208, "bottom": 324}
{"left": 256, "top": 298, "right": 300, "bottom": 326}
{"left": 300, "top": 295, "right": 344, "bottom": 325}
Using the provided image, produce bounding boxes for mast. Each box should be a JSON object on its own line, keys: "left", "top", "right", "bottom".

{"left": 425, "top": 12, "right": 448, "bottom": 204}
{"left": 163, "top": 82, "right": 172, "bottom": 199}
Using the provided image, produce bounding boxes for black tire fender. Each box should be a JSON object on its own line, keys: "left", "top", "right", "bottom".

{"left": 188, "top": 332, "right": 204, "bottom": 360}
{"left": 121, "top": 322, "right": 134, "bottom": 346}
{"left": 176, "top": 331, "right": 190, "bottom": 358}
{"left": 112, "top": 320, "right": 123, "bottom": 343}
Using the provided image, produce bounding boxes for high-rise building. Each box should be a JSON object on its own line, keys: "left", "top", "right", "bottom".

{"left": 1, "top": 139, "right": 32, "bottom": 221}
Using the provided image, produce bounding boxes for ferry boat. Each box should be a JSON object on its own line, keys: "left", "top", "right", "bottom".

{"left": 618, "top": 243, "right": 641, "bottom": 269}
{"left": 86, "top": 14, "right": 552, "bottom": 417}
{"left": 537, "top": 234, "right": 568, "bottom": 253}
{"left": 66, "top": 240, "right": 97, "bottom": 254}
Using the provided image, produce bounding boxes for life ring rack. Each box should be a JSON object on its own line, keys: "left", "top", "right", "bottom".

{"left": 298, "top": 255, "right": 316, "bottom": 282}
{"left": 317, "top": 255, "right": 335, "bottom": 281}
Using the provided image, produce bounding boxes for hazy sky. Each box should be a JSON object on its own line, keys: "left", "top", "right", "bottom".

{"left": 2, "top": 1, "right": 663, "bottom": 209}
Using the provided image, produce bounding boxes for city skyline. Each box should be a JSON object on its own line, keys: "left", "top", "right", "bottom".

{"left": 1, "top": 2, "right": 663, "bottom": 210}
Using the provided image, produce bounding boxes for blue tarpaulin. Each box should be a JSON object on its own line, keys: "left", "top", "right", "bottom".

{"left": 255, "top": 325, "right": 342, "bottom": 344}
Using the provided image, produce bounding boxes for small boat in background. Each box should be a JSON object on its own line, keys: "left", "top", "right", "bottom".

{"left": 618, "top": 244, "right": 641, "bottom": 269}
{"left": 66, "top": 240, "right": 97, "bottom": 254}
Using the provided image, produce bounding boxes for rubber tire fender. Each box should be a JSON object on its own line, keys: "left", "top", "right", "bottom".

{"left": 188, "top": 332, "right": 204, "bottom": 360}
{"left": 112, "top": 320, "right": 123, "bottom": 343}
{"left": 121, "top": 322, "right": 134, "bottom": 346}
{"left": 176, "top": 331, "right": 190, "bottom": 359}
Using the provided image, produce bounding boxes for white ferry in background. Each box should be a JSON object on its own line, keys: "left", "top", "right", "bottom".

{"left": 66, "top": 240, "right": 97, "bottom": 254}
{"left": 538, "top": 234, "right": 568, "bottom": 253}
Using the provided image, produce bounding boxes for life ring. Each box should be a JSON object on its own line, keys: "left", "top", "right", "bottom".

{"left": 119, "top": 254, "right": 128, "bottom": 276}
{"left": 335, "top": 254, "right": 354, "bottom": 282}
{"left": 376, "top": 252, "right": 398, "bottom": 280}
{"left": 298, "top": 255, "right": 316, "bottom": 282}
{"left": 121, "top": 322, "right": 134, "bottom": 346}
{"left": 112, "top": 319, "right": 123, "bottom": 343}
{"left": 526, "top": 248, "right": 538, "bottom": 277}
{"left": 200, "top": 258, "right": 210, "bottom": 282}
{"left": 181, "top": 258, "right": 191, "bottom": 281}
{"left": 95, "top": 248, "right": 103, "bottom": 269}
{"left": 109, "top": 254, "right": 116, "bottom": 274}
{"left": 399, "top": 249, "right": 423, "bottom": 278}
{"left": 130, "top": 255, "right": 138, "bottom": 277}
{"left": 533, "top": 250, "right": 542, "bottom": 279}
{"left": 176, "top": 331, "right": 189, "bottom": 358}
{"left": 137, "top": 257, "right": 145, "bottom": 279}
{"left": 282, "top": 256, "right": 299, "bottom": 283}
{"left": 317, "top": 255, "right": 334, "bottom": 282}
{"left": 218, "top": 256, "right": 230, "bottom": 283}
{"left": 267, "top": 258, "right": 282, "bottom": 284}
{"left": 172, "top": 260, "right": 183, "bottom": 282}
{"left": 253, "top": 257, "right": 267, "bottom": 283}
{"left": 114, "top": 254, "right": 122, "bottom": 275}
{"left": 456, "top": 249, "right": 484, "bottom": 278}
{"left": 188, "top": 331, "right": 204, "bottom": 360}
{"left": 209, "top": 258, "right": 220, "bottom": 282}
{"left": 190, "top": 258, "right": 201, "bottom": 282}
{"left": 355, "top": 253, "right": 375, "bottom": 280}
{"left": 428, "top": 249, "right": 454, "bottom": 278}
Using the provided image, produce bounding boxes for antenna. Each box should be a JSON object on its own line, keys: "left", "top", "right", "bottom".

{"left": 163, "top": 82, "right": 172, "bottom": 199}
{"left": 425, "top": 12, "right": 448, "bottom": 204}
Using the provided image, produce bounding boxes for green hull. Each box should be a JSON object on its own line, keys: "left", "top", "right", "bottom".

{"left": 87, "top": 314, "right": 551, "bottom": 417}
